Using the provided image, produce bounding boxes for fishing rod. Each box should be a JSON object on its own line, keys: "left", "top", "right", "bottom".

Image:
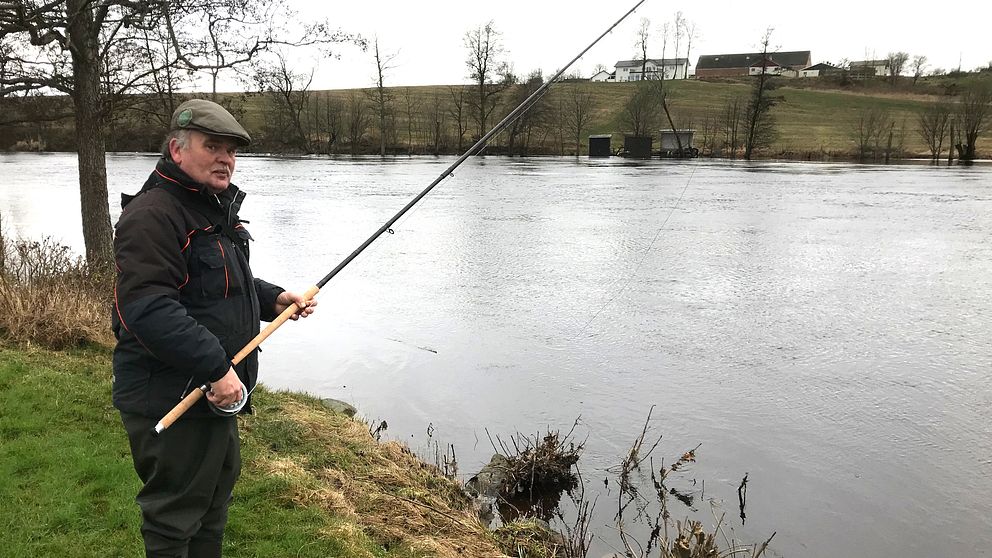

{"left": 152, "top": 0, "right": 648, "bottom": 435}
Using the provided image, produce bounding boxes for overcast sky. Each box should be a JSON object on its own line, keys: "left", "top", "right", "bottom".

{"left": 276, "top": 0, "right": 991, "bottom": 90}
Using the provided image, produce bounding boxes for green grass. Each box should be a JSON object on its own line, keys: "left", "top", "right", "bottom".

{"left": 0, "top": 346, "right": 500, "bottom": 557}
{"left": 0, "top": 347, "right": 143, "bottom": 557}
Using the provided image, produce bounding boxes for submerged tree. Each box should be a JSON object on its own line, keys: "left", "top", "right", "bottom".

{"left": 955, "top": 82, "right": 992, "bottom": 162}
{"left": 502, "top": 70, "right": 547, "bottom": 155}
{"left": 852, "top": 106, "right": 892, "bottom": 161}
{"left": 622, "top": 82, "right": 661, "bottom": 137}
{"left": 917, "top": 101, "right": 951, "bottom": 162}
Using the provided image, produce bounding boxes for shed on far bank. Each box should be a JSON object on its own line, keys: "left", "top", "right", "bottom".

{"left": 588, "top": 134, "right": 612, "bottom": 157}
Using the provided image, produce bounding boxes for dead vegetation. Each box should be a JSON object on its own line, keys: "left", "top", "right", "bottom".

{"left": 0, "top": 215, "right": 113, "bottom": 348}
{"left": 611, "top": 407, "right": 776, "bottom": 558}
{"left": 486, "top": 421, "right": 584, "bottom": 507}
{"left": 240, "top": 389, "right": 509, "bottom": 558}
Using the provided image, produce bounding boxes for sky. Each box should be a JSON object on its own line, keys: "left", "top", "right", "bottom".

{"left": 265, "top": 0, "right": 992, "bottom": 91}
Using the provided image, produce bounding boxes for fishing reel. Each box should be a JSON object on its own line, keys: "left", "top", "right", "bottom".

{"left": 206, "top": 380, "right": 249, "bottom": 416}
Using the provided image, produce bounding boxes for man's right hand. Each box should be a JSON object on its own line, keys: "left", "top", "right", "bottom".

{"left": 206, "top": 367, "right": 242, "bottom": 408}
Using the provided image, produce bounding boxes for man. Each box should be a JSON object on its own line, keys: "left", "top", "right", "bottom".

{"left": 112, "top": 99, "right": 316, "bottom": 557}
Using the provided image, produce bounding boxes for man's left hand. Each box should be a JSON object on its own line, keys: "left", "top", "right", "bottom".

{"left": 275, "top": 291, "right": 317, "bottom": 321}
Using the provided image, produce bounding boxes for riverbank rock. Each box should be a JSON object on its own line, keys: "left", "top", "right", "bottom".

{"left": 465, "top": 454, "right": 510, "bottom": 499}
{"left": 320, "top": 397, "right": 357, "bottom": 417}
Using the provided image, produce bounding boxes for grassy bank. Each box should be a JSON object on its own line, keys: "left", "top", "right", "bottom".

{"left": 0, "top": 346, "right": 506, "bottom": 557}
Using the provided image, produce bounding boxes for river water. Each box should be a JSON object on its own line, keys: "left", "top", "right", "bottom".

{"left": 2, "top": 152, "right": 990, "bottom": 557}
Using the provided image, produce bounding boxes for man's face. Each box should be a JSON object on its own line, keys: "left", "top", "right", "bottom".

{"left": 170, "top": 131, "right": 239, "bottom": 194}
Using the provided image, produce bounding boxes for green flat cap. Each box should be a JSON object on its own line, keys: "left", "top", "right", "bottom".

{"left": 171, "top": 99, "right": 251, "bottom": 146}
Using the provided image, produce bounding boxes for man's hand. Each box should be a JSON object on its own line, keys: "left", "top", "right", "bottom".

{"left": 275, "top": 291, "right": 317, "bottom": 321}
{"left": 206, "top": 367, "right": 242, "bottom": 408}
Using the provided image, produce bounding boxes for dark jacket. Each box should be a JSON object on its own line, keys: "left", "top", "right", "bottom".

{"left": 112, "top": 158, "right": 283, "bottom": 419}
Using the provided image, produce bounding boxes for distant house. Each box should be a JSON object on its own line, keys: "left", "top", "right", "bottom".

{"left": 799, "top": 63, "right": 844, "bottom": 78}
{"left": 590, "top": 69, "right": 615, "bottom": 82}
{"left": 748, "top": 58, "right": 798, "bottom": 77}
{"left": 696, "top": 51, "right": 811, "bottom": 77}
{"left": 613, "top": 58, "right": 689, "bottom": 81}
{"left": 849, "top": 59, "right": 890, "bottom": 79}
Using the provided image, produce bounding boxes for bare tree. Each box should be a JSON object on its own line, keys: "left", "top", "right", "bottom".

{"left": 424, "top": 90, "right": 446, "bottom": 155}
{"left": 886, "top": 51, "right": 909, "bottom": 85}
{"left": 345, "top": 89, "right": 369, "bottom": 155}
{"left": 956, "top": 82, "right": 992, "bottom": 161}
{"left": 133, "top": 23, "right": 195, "bottom": 128}
{"left": 722, "top": 95, "right": 746, "bottom": 158}
{"left": 743, "top": 28, "right": 780, "bottom": 160}
{"left": 502, "top": 70, "right": 547, "bottom": 155}
{"left": 400, "top": 86, "right": 420, "bottom": 153}
{"left": 911, "top": 55, "right": 928, "bottom": 85}
{"left": 368, "top": 37, "right": 396, "bottom": 156}
{"left": 162, "top": 0, "right": 360, "bottom": 98}
{"left": 564, "top": 84, "right": 596, "bottom": 155}
{"left": 672, "top": 11, "right": 684, "bottom": 76}
{"left": 635, "top": 17, "right": 649, "bottom": 79}
{"left": 683, "top": 20, "right": 698, "bottom": 79}
{"left": 917, "top": 101, "right": 950, "bottom": 161}
{"left": 464, "top": 21, "right": 510, "bottom": 140}
{"left": 0, "top": 1, "right": 166, "bottom": 266}
{"left": 0, "top": 0, "right": 357, "bottom": 268}
{"left": 447, "top": 85, "right": 469, "bottom": 151}
{"left": 622, "top": 82, "right": 661, "bottom": 136}
{"left": 851, "top": 107, "right": 891, "bottom": 161}
{"left": 321, "top": 93, "right": 342, "bottom": 154}
{"left": 252, "top": 53, "right": 314, "bottom": 152}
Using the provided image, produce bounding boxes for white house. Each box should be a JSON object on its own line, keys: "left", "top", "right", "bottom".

{"left": 590, "top": 69, "right": 615, "bottom": 82}
{"left": 613, "top": 58, "right": 689, "bottom": 81}
{"left": 849, "top": 59, "right": 891, "bottom": 78}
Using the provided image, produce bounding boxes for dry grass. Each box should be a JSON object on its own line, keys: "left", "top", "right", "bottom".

{"left": 0, "top": 220, "right": 113, "bottom": 349}
{"left": 241, "top": 392, "right": 510, "bottom": 558}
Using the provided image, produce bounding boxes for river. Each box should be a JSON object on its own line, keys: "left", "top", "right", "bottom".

{"left": 2, "top": 152, "right": 990, "bottom": 557}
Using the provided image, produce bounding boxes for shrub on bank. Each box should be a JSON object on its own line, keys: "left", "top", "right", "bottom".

{"left": 0, "top": 221, "right": 113, "bottom": 348}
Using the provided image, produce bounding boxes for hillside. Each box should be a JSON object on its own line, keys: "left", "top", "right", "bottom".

{"left": 1, "top": 75, "right": 989, "bottom": 159}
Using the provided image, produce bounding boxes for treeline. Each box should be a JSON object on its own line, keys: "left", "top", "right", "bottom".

{"left": 4, "top": 73, "right": 992, "bottom": 164}
{"left": 0, "top": 82, "right": 593, "bottom": 156}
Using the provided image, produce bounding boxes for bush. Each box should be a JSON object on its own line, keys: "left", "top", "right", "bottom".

{"left": 0, "top": 218, "right": 113, "bottom": 348}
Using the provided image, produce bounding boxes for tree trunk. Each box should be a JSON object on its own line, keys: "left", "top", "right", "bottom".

{"left": 947, "top": 123, "right": 954, "bottom": 165}
{"left": 68, "top": 0, "right": 113, "bottom": 271}
{"left": 885, "top": 128, "right": 893, "bottom": 163}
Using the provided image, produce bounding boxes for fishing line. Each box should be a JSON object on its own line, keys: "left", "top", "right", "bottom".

{"left": 569, "top": 165, "right": 697, "bottom": 340}
{"left": 152, "top": 0, "right": 648, "bottom": 434}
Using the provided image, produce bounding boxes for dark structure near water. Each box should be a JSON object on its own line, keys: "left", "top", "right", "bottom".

{"left": 622, "top": 135, "right": 653, "bottom": 158}
{"left": 588, "top": 134, "right": 612, "bottom": 157}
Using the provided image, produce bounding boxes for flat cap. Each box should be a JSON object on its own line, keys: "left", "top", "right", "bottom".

{"left": 170, "top": 99, "right": 251, "bottom": 146}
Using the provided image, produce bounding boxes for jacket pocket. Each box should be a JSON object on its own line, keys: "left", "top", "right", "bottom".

{"left": 197, "top": 247, "right": 229, "bottom": 298}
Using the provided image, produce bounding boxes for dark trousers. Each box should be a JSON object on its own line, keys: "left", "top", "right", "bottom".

{"left": 121, "top": 413, "right": 241, "bottom": 558}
